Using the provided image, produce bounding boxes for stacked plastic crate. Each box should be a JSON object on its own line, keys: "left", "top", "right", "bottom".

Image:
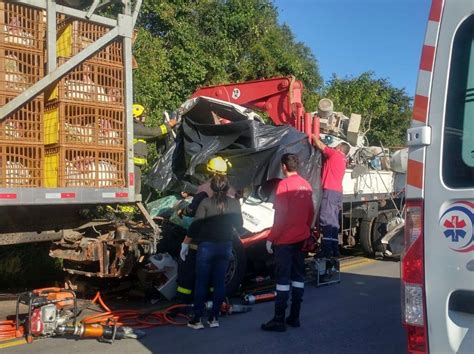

{"left": 44, "top": 17, "right": 126, "bottom": 188}
{"left": 0, "top": 1, "right": 44, "bottom": 188}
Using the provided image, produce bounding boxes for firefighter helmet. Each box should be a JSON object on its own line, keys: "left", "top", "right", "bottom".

{"left": 207, "top": 156, "right": 231, "bottom": 175}
{"left": 133, "top": 104, "right": 145, "bottom": 118}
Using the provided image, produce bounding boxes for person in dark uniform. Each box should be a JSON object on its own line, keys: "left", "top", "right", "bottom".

{"left": 261, "top": 154, "right": 315, "bottom": 332}
{"left": 133, "top": 104, "right": 177, "bottom": 195}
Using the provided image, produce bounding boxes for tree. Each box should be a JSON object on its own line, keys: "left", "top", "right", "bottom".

{"left": 133, "top": 0, "right": 323, "bottom": 124}
{"left": 322, "top": 72, "right": 412, "bottom": 147}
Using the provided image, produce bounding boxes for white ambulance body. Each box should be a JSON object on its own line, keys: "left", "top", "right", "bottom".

{"left": 401, "top": 0, "right": 474, "bottom": 353}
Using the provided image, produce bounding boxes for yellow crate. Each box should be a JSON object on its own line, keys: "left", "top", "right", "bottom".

{"left": 56, "top": 20, "right": 73, "bottom": 57}
{"left": 44, "top": 147, "right": 59, "bottom": 187}
{"left": 56, "top": 20, "right": 123, "bottom": 66}
{"left": 43, "top": 105, "right": 58, "bottom": 145}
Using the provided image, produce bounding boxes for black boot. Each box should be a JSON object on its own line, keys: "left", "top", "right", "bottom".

{"left": 261, "top": 289, "right": 288, "bottom": 332}
{"left": 261, "top": 318, "right": 286, "bottom": 332}
{"left": 285, "top": 316, "right": 301, "bottom": 328}
{"left": 286, "top": 288, "right": 303, "bottom": 328}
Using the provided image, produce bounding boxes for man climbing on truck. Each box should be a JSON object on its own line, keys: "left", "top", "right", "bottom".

{"left": 311, "top": 135, "right": 350, "bottom": 258}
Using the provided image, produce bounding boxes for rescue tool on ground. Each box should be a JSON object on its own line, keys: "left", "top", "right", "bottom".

{"left": 13, "top": 288, "right": 141, "bottom": 343}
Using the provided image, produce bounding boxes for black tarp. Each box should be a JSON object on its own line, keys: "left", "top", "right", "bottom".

{"left": 145, "top": 100, "right": 322, "bottom": 214}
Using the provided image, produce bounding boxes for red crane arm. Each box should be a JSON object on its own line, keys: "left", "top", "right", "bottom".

{"left": 191, "top": 76, "right": 305, "bottom": 128}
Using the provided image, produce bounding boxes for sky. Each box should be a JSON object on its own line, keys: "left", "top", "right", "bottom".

{"left": 274, "top": 0, "right": 431, "bottom": 97}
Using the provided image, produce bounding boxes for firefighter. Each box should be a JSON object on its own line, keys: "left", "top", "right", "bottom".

{"left": 179, "top": 157, "right": 235, "bottom": 218}
{"left": 133, "top": 104, "right": 178, "bottom": 195}
{"left": 176, "top": 156, "right": 234, "bottom": 303}
{"left": 261, "top": 154, "right": 314, "bottom": 332}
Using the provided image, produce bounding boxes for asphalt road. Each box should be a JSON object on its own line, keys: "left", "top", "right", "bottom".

{"left": 2, "top": 258, "right": 406, "bottom": 354}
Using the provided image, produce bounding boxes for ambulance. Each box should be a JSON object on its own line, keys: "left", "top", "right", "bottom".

{"left": 401, "top": 0, "right": 474, "bottom": 353}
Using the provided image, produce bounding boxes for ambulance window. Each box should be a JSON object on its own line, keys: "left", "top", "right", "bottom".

{"left": 443, "top": 15, "right": 474, "bottom": 188}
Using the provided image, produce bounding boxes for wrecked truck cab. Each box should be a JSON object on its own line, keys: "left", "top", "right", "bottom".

{"left": 146, "top": 97, "right": 322, "bottom": 294}
{"left": 147, "top": 95, "right": 321, "bottom": 209}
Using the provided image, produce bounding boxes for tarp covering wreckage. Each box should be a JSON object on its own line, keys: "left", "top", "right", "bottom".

{"left": 146, "top": 96, "right": 322, "bottom": 212}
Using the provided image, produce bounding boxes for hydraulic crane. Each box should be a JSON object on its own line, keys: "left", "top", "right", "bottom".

{"left": 192, "top": 76, "right": 320, "bottom": 137}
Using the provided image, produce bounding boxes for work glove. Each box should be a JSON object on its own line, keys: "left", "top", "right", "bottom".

{"left": 266, "top": 240, "right": 274, "bottom": 254}
{"left": 180, "top": 243, "right": 189, "bottom": 261}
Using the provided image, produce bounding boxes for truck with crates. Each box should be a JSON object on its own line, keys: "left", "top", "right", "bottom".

{"left": 0, "top": 0, "right": 154, "bottom": 280}
{"left": 0, "top": 1, "right": 406, "bottom": 293}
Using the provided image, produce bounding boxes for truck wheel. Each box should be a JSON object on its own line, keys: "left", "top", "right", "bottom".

{"left": 359, "top": 211, "right": 393, "bottom": 257}
{"left": 225, "top": 238, "right": 246, "bottom": 296}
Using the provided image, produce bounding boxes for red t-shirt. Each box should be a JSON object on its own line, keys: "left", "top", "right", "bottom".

{"left": 268, "top": 174, "right": 315, "bottom": 245}
{"left": 321, "top": 147, "right": 346, "bottom": 192}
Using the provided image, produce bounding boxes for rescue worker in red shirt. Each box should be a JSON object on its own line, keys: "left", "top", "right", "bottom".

{"left": 261, "top": 153, "right": 314, "bottom": 332}
{"left": 312, "top": 135, "right": 350, "bottom": 258}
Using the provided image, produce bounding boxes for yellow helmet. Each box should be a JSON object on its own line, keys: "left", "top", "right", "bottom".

{"left": 207, "top": 156, "right": 231, "bottom": 175}
{"left": 133, "top": 104, "right": 145, "bottom": 118}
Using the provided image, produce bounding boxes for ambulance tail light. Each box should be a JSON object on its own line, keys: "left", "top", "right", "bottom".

{"left": 401, "top": 199, "right": 428, "bottom": 354}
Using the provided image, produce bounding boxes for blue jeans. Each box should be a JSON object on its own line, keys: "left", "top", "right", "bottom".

{"left": 193, "top": 241, "right": 232, "bottom": 318}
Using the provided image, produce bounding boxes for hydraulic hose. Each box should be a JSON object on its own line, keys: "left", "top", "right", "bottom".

{"left": 0, "top": 320, "right": 23, "bottom": 339}
{"left": 0, "top": 289, "right": 190, "bottom": 342}
{"left": 84, "top": 292, "right": 190, "bottom": 328}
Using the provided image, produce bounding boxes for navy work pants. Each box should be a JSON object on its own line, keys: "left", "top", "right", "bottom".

{"left": 319, "top": 189, "right": 343, "bottom": 257}
{"left": 193, "top": 241, "right": 232, "bottom": 318}
{"left": 274, "top": 242, "right": 305, "bottom": 322}
{"left": 177, "top": 247, "right": 197, "bottom": 303}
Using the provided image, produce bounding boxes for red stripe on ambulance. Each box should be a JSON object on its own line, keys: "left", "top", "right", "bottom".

{"left": 407, "top": 160, "right": 424, "bottom": 189}
{"left": 420, "top": 45, "right": 436, "bottom": 72}
{"left": 428, "top": 0, "right": 443, "bottom": 22}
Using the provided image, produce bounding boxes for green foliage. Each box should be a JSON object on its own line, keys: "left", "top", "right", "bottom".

{"left": 133, "top": 0, "right": 322, "bottom": 125}
{"left": 0, "top": 244, "right": 63, "bottom": 291}
{"left": 133, "top": 2, "right": 410, "bottom": 147}
{"left": 322, "top": 72, "right": 412, "bottom": 147}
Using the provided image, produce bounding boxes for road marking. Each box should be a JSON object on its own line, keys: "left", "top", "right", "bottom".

{"left": 0, "top": 338, "right": 27, "bottom": 349}
{"left": 340, "top": 258, "right": 377, "bottom": 271}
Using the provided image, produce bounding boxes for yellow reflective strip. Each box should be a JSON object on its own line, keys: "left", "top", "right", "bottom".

{"left": 133, "top": 157, "right": 147, "bottom": 166}
{"left": 133, "top": 138, "right": 147, "bottom": 144}
{"left": 177, "top": 286, "right": 192, "bottom": 295}
{"left": 159, "top": 124, "right": 168, "bottom": 135}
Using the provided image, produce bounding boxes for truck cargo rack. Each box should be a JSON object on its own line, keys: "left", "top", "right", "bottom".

{"left": 0, "top": 0, "right": 142, "bottom": 206}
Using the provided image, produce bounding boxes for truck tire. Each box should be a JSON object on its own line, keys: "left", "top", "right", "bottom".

{"left": 359, "top": 211, "right": 394, "bottom": 257}
{"left": 225, "top": 238, "right": 246, "bottom": 296}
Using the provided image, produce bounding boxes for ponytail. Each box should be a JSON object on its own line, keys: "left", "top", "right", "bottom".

{"left": 210, "top": 175, "right": 230, "bottom": 213}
